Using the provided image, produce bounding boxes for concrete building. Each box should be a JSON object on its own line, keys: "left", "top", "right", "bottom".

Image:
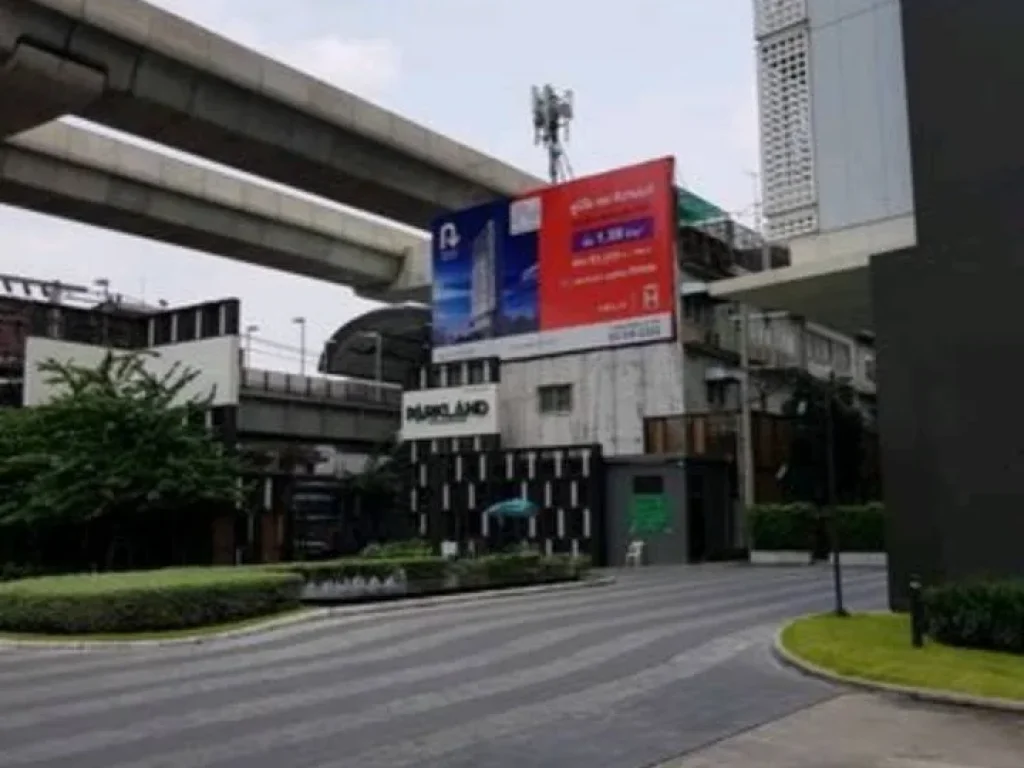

{"left": 0, "top": 274, "right": 397, "bottom": 451}
{"left": 0, "top": 274, "right": 401, "bottom": 564}
{"left": 322, "top": 191, "right": 877, "bottom": 565}
{"left": 709, "top": 0, "right": 915, "bottom": 337}
{"left": 712, "top": 0, "right": 1024, "bottom": 608}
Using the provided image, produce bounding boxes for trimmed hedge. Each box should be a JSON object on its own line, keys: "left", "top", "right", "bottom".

{"left": 0, "top": 552, "right": 594, "bottom": 635}
{"left": 924, "top": 580, "right": 1024, "bottom": 654}
{"left": 0, "top": 567, "right": 302, "bottom": 635}
{"left": 748, "top": 503, "right": 885, "bottom": 552}
{"left": 748, "top": 503, "right": 814, "bottom": 551}
{"left": 835, "top": 503, "right": 885, "bottom": 552}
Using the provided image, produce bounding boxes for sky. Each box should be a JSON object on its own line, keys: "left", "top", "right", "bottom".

{"left": 2, "top": 0, "right": 760, "bottom": 372}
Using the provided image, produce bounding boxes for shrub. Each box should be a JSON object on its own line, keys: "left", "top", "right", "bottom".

{"left": 538, "top": 554, "right": 591, "bottom": 581}
{"left": 835, "top": 503, "right": 885, "bottom": 552}
{"left": 924, "top": 580, "right": 1024, "bottom": 654}
{"left": 0, "top": 563, "right": 54, "bottom": 583}
{"left": 0, "top": 567, "right": 302, "bottom": 635}
{"left": 748, "top": 503, "right": 885, "bottom": 553}
{"left": 748, "top": 504, "right": 814, "bottom": 551}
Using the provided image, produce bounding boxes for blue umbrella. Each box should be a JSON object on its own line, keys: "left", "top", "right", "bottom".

{"left": 484, "top": 498, "right": 538, "bottom": 519}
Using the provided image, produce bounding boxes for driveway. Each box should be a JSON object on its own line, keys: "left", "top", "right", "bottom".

{"left": 0, "top": 564, "right": 889, "bottom": 768}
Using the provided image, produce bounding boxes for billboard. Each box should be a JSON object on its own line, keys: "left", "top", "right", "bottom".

{"left": 431, "top": 157, "right": 677, "bottom": 363}
{"left": 400, "top": 383, "right": 500, "bottom": 441}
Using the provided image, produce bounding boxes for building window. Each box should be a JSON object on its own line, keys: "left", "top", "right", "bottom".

{"left": 833, "top": 343, "right": 852, "bottom": 374}
{"left": 707, "top": 380, "right": 730, "bottom": 409}
{"left": 806, "top": 330, "right": 832, "bottom": 365}
{"left": 538, "top": 384, "right": 573, "bottom": 414}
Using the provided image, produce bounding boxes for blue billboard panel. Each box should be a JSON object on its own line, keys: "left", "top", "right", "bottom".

{"left": 430, "top": 199, "right": 541, "bottom": 350}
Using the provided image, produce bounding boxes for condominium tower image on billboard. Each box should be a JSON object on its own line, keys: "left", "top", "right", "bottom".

{"left": 469, "top": 218, "right": 498, "bottom": 337}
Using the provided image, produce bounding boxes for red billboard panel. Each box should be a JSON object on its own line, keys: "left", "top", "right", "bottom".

{"left": 536, "top": 157, "right": 676, "bottom": 335}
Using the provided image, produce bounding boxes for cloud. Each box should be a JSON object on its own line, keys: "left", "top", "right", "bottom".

{"left": 278, "top": 37, "right": 402, "bottom": 100}
{"left": 150, "top": 0, "right": 402, "bottom": 101}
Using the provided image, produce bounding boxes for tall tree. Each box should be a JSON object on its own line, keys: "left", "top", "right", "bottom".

{"left": 339, "top": 436, "right": 411, "bottom": 546}
{"left": 779, "top": 371, "right": 868, "bottom": 505}
{"left": 0, "top": 351, "right": 244, "bottom": 565}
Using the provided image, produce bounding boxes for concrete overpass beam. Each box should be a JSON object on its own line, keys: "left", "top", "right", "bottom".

{"left": 237, "top": 398, "right": 397, "bottom": 445}
{"left": 0, "top": 140, "right": 401, "bottom": 287}
{"left": 0, "top": 33, "right": 105, "bottom": 137}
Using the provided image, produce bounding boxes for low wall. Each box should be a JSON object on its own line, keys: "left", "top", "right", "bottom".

{"left": 750, "top": 550, "right": 811, "bottom": 566}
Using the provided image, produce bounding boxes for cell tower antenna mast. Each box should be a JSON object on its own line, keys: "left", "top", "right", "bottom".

{"left": 531, "top": 84, "right": 575, "bottom": 184}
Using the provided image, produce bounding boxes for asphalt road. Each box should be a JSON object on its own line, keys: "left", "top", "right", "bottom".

{"left": 0, "top": 564, "right": 887, "bottom": 768}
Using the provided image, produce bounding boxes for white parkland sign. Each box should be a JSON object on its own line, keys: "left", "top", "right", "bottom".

{"left": 400, "top": 383, "right": 500, "bottom": 440}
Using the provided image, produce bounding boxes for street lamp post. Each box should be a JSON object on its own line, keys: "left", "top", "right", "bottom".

{"left": 372, "top": 331, "right": 383, "bottom": 393}
{"left": 359, "top": 330, "right": 384, "bottom": 400}
{"left": 737, "top": 305, "right": 756, "bottom": 518}
{"left": 292, "top": 316, "right": 307, "bottom": 375}
{"left": 824, "top": 372, "right": 848, "bottom": 617}
{"left": 244, "top": 324, "right": 259, "bottom": 367}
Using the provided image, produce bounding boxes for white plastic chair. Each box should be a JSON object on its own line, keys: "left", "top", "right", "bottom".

{"left": 625, "top": 539, "right": 645, "bottom": 567}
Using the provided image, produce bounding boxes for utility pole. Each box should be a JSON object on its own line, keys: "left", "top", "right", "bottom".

{"left": 825, "top": 371, "right": 848, "bottom": 616}
{"left": 362, "top": 330, "right": 384, "bottom": 400}
{"left": 531, "top": 84, "right": 575, "bottom": 184}
{"left": 738, "top": 305, "right": 756, "bottom": 518}
{"left": 292, "top": 316, "right": 307, "bottom": 375}
{"left": 244, "top": 324, "right": 259, "bottom": 367}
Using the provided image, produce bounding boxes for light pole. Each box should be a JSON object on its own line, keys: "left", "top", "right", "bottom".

{"left": 824, "top": 372, "right": 847, "bottom": 617}
{"left": 796, "top": 374, "right": 847, "bottom": 616}
{"left": 359, "top": 330, "right": 384, "bottom": 399}
{"left": 244, "top": 324, "right": 259, "bottom": 367}
{"left": 737, "top": 304, "right": 756, "bottom": 518}
{"left": 292, "top": 316, "right": 307, "bottom": 375}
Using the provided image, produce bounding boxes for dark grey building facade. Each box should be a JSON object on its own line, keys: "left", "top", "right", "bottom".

{"left": 873, "top": 0, "right": 1024, "bottom": 607}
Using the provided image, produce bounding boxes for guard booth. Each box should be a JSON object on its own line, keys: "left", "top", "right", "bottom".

{"left": 605, "top": 455, "right": 735, "bottom": 566}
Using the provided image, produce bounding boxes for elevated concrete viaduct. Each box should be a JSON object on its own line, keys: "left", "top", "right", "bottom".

{"left": 2, "top": 121, "right": 419, "bottom": 288}
{"left": 3, "top": 0, "right": 543, "bottom": 231}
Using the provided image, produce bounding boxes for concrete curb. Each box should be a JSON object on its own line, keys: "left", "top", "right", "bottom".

{"left": 772, "top": 618, "right": 1024, "bottom": 715}
{"left": 0, "top": 575, "right": 615, "bottom": 652}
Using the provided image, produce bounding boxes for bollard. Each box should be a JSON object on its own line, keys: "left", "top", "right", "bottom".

{"left": 908, "top": 575, "right": 924, "bottom": 648}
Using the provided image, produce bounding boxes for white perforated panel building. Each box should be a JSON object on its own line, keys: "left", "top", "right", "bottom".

{"left": 754, "top": 0, "right": 916, "bottom": 263}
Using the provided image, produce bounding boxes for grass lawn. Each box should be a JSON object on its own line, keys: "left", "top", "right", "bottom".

{"left": 0, "top": 606, "right": 313, "bottom": 643}
{"left": 781, "top": 613, "right": 1024, "bottom": 701}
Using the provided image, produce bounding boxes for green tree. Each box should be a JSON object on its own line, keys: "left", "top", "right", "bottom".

{"left": 779, "top": 371, "right": 868, "bottom": 505}
{"left": 0, "top": 351, "right": 244, "bottom": 567}
{"left": 340, "top": 437, "right": 411, "bottom": 546}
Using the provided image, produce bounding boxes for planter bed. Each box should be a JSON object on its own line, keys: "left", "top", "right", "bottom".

{"left": 277, "top": 553, "right": 592, "bottom": 606}
{"left": 296, "top": 577, "right": 585, "bottom": 606}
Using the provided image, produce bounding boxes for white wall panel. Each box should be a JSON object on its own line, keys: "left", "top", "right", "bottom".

{"left": 499, "top": 342, "right": 684, "bottom": 456}
{"left": 23, "top": 336, "right": 241, "bottom": 407}
{"left": 807, "top": 0, "right": 915, "bottom": 235}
